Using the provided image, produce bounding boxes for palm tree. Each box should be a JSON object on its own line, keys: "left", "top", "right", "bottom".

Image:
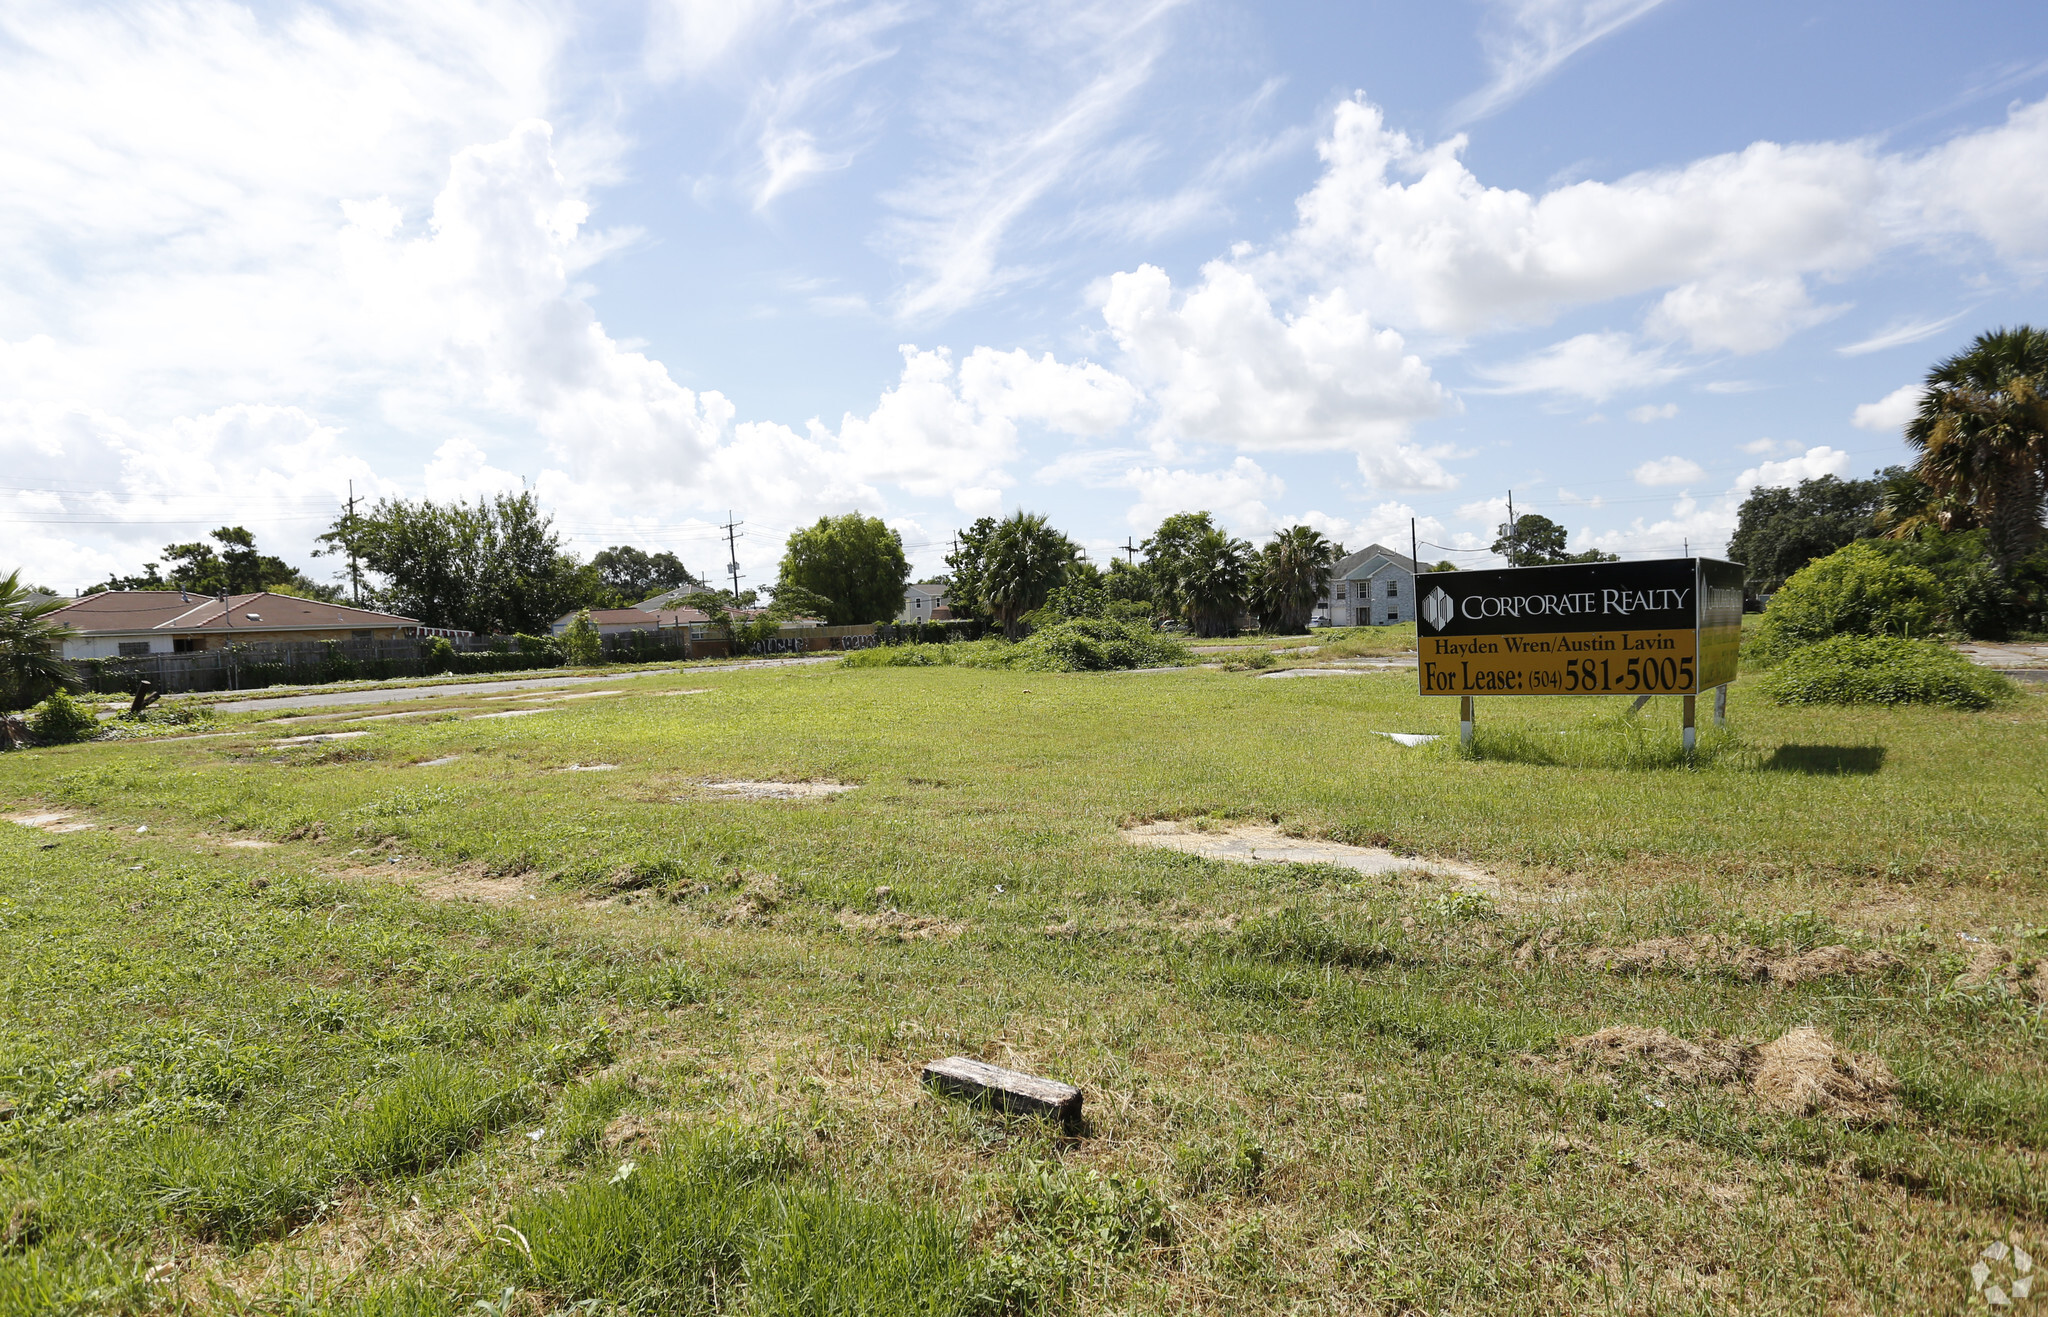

{"left": 1, "top": 571, "right": 76, "bottom": 711}
{"left": 983, "top": 512, "right": 1076, "bottom": 639}
{"left": 1252, "top": 526, "right": 1336, "bottom": 633}
{"left": 1904, "top": 326, "right": 2048, "bottom": 576}
{"left": 1178, "top": 528, "right": 1252, "bottom": 637}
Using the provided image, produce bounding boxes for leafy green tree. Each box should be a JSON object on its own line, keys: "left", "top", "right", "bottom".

{"left": 98, "top": 526, "right": 337, "bottom": 600}
{"left": 984, "top": 512, "right": 1077, "bottom": 639}
{"left": 1177, "top": 527, "right": 1252, "bottom": 636}
{"left": 1, "top": 570, "right": 77, "bottom": 712}
{"left": 1252, "top": 526, "right": 1337, "bottom": 633}
{"left": 1490, "top": 514, "right": 1570, "bottom": 566}
{"left": 1428, "top": 560, "right": 1459, "bottom": 573}
{"left": 320, "top": 492, "right": 585, "bottom": 634}
{"left": 763, "top": 582, "right": 834, "bottom": 620}
{"left": 1101, "top": 558, "right": 1157, "bottom": 611}
{"left": 1141, "top": 512, "right": 1219, "bottom": 620}
{"left": 1727, "top": 472, "right": 1895, "bottom": 591}
{"left": 562, "top": 609, "right": 603, "bottom": 666}
{"left": 1906, "top": 326, "right": 2048, "bottom": 576}
{"left": 777, "top": 513, "right": 910, "bottom": 626}
{"left": 590, "top": 546, "right": 698, "bottom": 607}
{"left": 942, "top": 517, "right": 998, "bottom": 627}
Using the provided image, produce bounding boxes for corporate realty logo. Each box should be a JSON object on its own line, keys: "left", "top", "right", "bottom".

{"left": 1423, "top": 586, "right": 1454, "bottom": 631}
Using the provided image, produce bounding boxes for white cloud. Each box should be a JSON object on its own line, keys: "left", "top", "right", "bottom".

{"left": 957, "top": 348, "right": 1140, "bottom": 435}
{"left": 1733, "top": 445, "right": 1850, "bottom": 492}
{"left": 1645, "top": 273, "right": 1840, "bottom": 354}
{"left": 1632, "top": 455, "right": 1703, "bottom": 485}
{"left": 1473, "top": 332, "right": 1686, "bottom": 402}
{"left": 1282, "top": 95, "right": 2048, "bottom": 344}
{"left": 1119, "top": 456, "right": 1284, "bottom": 535}
{"left": 1292, "top": 502, "right": 1448, "bottom": 555}
{"left": 1100, "top": 262, "right": 1455, "bottom": 486}
{"left": 1740, "top": 437, "right": 1787, "bottom": 455}
{"left": 1451, "top": 0, "right": 1671, "bottom": 126}
{"left": 1851, "top": 383, "right": 1921, "bottom": 433}
{"left": 645, "top": 0, "right": 786, "bottom": 79}
{"left": 1627, "top": 402, "right": 1678, "bottom": 422}
{"left": 1836, "top": 310, "right": 1969, "bottom": 356}
{"left": 881, "top": 0, "right": 1186, "bottom": 320}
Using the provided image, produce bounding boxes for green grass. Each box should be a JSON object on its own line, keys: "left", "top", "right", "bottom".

{"left": 1, "top": 660, "right": 2043, "bottom": 1313}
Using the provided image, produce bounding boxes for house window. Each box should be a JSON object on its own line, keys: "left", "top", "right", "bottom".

{"left": 118, "top": 641, "right": 150, "bottom": 657}
{"left": 351, "top": 630, "right": 373, "bottom": 641}
{"left": 1334, "top": 585, "right": 1347, "bottom": 600}
{"left": 1387, "top": 580, "right": 1399, "bottom": 597}
{"left": 174, "top": 638, "right": 201, "bottom": 653}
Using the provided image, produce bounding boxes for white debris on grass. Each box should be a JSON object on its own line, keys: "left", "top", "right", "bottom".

{"left": 471, "top": 709, "right": 555, "bottom": 720}
{"left": 1121, "top": 821, "right": 1494, "bottom": 888}
{"left": 274, "top": 731, "right": 371, "bottom": 745}
{"left": 559, "top": 763, "right": 619, "bottom": 772}
{"left": 415, "top": 756, "right": 460, "bottom": 767}
{"left": 1375, "top": 732, "right": 1439, "bottom": 747}
{"left": 700, "top": 781, "right": 857, "bottom": 800}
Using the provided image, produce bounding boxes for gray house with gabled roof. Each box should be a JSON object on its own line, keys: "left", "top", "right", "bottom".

{"left": 1316, "top": 544, "right": 1419, "bottom": 627}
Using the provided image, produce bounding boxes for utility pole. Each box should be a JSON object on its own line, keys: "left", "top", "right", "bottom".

{"left": 1505, "top": 490, "right": 1516, "bottom": 566}
{"left": 1121, "top": 538, "right": 1137, "bottom": 565}
{"left": 1411, "top": 518, "right": 1420, "bottom": 575}
{"left": 344, "top": 480, "right": 362, "bottom": 606}
{"left": 720, "top": 512, "right": 744, "bottom": 603}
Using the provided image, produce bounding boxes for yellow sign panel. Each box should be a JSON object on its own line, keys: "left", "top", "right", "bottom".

{"left": 1420, "top": 629, "right": 1697, "bottom": 695}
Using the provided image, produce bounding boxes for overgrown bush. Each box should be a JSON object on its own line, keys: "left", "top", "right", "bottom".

{"left": 842, "top": 619, "right": 1187, "bottom": 673}
{"left": 27, "top": 690, "right": 98, "bottom": 745}
{"left": 1753, "top": 543, "right": 1944, "bottom": 660}
{"left": 561, "top": 611, "right": 602, "bottom": 666}
{"left": 422, "top": 636, "right": 456, "bottom": 674}
{"left": 1759, "top": 634, "right": 2018, "bottom": 709}
{"left": 1001, "top": 617, "right": 1190, "bottom": 672}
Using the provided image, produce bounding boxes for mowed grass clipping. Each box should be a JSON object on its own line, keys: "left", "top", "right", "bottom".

{"left": 0, "top": 658, "right": 2043, "bottom": 1315}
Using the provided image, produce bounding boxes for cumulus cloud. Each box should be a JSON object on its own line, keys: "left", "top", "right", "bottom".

{"left": 1473, "top": 332, "right": 1687, "bottom": 402}
{"left": 1632, "top": 455, "right": 1703, "bottom": 485}
{"left": 1100, "top": 262, "right": 1455, "bottom": 486}
{"left": 1734, "top": 445, "right": 1850, "bottom": 492}
{"left": 956, "top": 347, "right": 1141, "bottom": 435}
{"left": 1851, "top": 383, "right": 1923, "bottom": 433}
{"left": 1282, "top": 95, "right": 2048, "bottom": 347}
{"left": 1118, "top": 456, "right": 1285, "bottom": 534}
{"left": 1627, "top": 402, "right": 1678, "bottom": 422}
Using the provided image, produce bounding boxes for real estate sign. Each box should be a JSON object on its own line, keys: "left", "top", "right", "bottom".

{"left": 1416, "top": 558, "right": 1743, "bottom": 698}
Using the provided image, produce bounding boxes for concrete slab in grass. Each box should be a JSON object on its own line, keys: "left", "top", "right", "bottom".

{"left": 1122, "top": 820, "right": 1492, "bottom": 887}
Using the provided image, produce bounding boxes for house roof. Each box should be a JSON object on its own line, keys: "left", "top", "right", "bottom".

{"left": 48, "top": 591, "right": 418, "bottom": 635}
{"left": 1334, "top": 543, "right": 1418, "bottom": 580}
{"left": 556, "top": 606, "right": 714, "bottom": 629}
{"left": 905, "top": 581, "right": 948, "bottom": 599}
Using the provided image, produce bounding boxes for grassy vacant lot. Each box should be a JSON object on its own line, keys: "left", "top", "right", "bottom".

{"left": 1, "top": 661, "right": 2044, "bottom": 1315}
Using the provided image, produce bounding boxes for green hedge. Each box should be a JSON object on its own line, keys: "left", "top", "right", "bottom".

{"left": 1759, "top": 635, "right": 2018, "bottom": 709}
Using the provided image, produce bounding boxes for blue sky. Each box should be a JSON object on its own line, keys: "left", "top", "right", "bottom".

{"left": 3, "top": 0, "right": 2046, "bottom": 594}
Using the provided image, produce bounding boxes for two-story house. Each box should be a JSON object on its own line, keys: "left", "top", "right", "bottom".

{"left": 1316, "top": 544, "right": 1419, "bottom": 627}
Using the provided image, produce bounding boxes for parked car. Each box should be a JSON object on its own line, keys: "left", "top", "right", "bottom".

{"left": 1309, "top": 613, "right": 1331, "bottom": 628}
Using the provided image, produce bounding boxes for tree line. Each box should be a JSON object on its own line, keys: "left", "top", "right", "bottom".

{"left": 1730, "top": 326, "right": 2048, "bottom": 638}
{"left": 87, "top": 495, "right": 704, "bottom": 636}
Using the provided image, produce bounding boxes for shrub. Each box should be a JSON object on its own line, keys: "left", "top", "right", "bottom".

{"left": 1758, "top": 635, "right": 2018, "bottom": 709}
{"left": 27, "top": 690, "right": 98, "bottom": 745}
{"left": 422, "top": 636, "right": 455, "bottom": 674}
{"left": 1004, "top": 617, "right": 1190, "bottom": 672}
{"left": 1753, "top": 543, "right": 1943, "bottom": 660}
{"left": 561, "top": 611, "right": 602, "bottom": 666}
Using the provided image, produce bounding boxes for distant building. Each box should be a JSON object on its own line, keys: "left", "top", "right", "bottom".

{"left": 550, "top": 606, "right": 708, "bottom": 637}
{"left": 45, "top": 591, "right": 420, "bottom": 659}
{"left": 1316, "top": 544, "right": 1419, "bottom": 627}
{"left": 896, "top": 581, "right": 949, "bottom": 624}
